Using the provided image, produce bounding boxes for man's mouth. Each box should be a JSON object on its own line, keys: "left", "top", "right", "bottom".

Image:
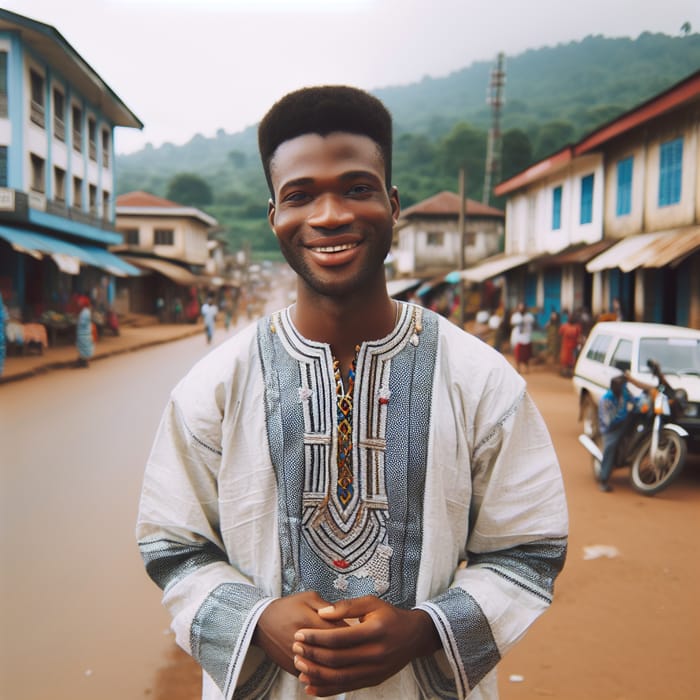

{"left": 310, "top": 242, "right": 359, "bottom": 254}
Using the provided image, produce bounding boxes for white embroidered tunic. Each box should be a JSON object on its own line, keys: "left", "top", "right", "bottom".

{"left": 137, "top": 303, "right": 568, "bottom": 700}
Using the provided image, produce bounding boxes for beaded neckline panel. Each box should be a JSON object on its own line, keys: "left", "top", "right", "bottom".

{"left": 259, "top": 302, "right": 437, "bottom": 604}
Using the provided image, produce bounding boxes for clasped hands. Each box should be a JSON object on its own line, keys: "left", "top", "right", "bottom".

{"left": 252, "top": 590, "right": 441, "bottom": 697}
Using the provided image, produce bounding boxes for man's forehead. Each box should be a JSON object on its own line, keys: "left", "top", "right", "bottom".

{"left": 270, "top": 132, "right": 384, "bottom": 175}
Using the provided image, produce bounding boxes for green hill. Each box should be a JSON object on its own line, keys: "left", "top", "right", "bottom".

{"left": 115, "top": 32, "right": 700, "bottom": 258}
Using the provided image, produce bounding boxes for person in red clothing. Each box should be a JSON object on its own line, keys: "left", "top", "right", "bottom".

{"left": 559, "top": 311, "right": 582, "bottom": 377}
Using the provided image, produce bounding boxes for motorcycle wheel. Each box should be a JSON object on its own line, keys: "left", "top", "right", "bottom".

{"left": 630, "top": 428, "right": 687, "bottom": 496}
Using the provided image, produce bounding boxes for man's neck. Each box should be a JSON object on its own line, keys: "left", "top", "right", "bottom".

{"left": 291, "top": 286, "right": 397, "bottom": 378}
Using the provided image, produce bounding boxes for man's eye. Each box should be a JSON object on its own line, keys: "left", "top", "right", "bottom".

{"left": 348, "top": 184, "right": 372, "bottom": 196}
{"left": 283, "top": 192, "right": 310, "bottom": 203}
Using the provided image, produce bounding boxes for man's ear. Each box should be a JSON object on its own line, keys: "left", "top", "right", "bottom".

{"left": 267, "top": 198, "right": 277, "bottom": 236}
{"left": 389, "top": 186, "right": 400, "bottom": 224}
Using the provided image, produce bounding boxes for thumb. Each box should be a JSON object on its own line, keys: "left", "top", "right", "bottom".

{"left": 317, "top": 595, "right": 377, "bottom": 620}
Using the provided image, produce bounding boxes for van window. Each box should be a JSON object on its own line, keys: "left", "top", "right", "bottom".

{"left": 586, "top": 333, "right": 612, "bottom": 363}
{"left": 611, "top": 339, "right": 632, "bottom": 372}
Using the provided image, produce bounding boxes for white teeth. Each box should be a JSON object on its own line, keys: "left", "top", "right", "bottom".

{"left": 313, "top": 243, "right": 357, "bottom": 253}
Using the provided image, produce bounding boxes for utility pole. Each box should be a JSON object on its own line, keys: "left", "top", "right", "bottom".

{"left": 458, "top": 167, "right": 467, "bottom": 329}
{"left": 482, "top": 52, "right": 506, "bottom": 205}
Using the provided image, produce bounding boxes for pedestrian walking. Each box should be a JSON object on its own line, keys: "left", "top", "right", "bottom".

{"left": 510, "top": 302, "right": 535, "bottom": 373}
{"left": 200, "top": 295, "right": 218, "bottom": 344}
{"left": 75, "top": 295, "right": 94, "bottom": 368}
{"left": 136, "top": 85, "right": 568, "bottom": 700}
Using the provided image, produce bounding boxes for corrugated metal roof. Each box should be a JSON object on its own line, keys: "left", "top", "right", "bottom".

{"left": 641, "top": 227, "right": 700, "bottom": 268}
{"left": 587, "top": 228, "right": 700, "bottom": 273}
{"left": 458, "top": 253, "right": 533, "bottom": 283}
{"left": 537, "top": 239, "right": 614, "bottom": 266}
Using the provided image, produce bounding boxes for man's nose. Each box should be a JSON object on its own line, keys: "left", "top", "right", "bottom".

{"left": 307, "top": 194, "right": 354, "bottom": 228}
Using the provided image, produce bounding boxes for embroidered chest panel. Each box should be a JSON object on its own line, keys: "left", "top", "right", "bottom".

{"left": 258, "top": 304, "right": 438, "bottom": 607}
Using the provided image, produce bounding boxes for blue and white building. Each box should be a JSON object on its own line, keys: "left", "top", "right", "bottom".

{"left": 0, "top": 9, "right": 142, "bottom": 321}
{"left": 493, "top": 69, "right": 700, "bottom": 328}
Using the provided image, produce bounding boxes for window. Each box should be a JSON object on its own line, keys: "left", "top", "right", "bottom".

{"left": 102, "top": 191, "right": 110, "bottom": 220}
{"left": 73, "top": 176, "right": 82, "bottom": 208}
{"left": 586, "top": 333, "right": 612, "bottom": 363}
{"left": 53, "top": 89, "right": 65, "bottom": 141}
{"left": 658, "top": 137, "right": 683, "bottom": 207}
{"left": 154, "top": 228, "right": 174, "bottom": 245}
{"left": 426, "top": 231, "right": 444, "bottom": 246}
{"left": 88, "top": 117, "right": 97, "bottom": 161}
{"left": 616, "top": 156, "right": 633, "bottom": 216}
{"left": 30, "top": 153, "right": 45, "bottom": 193}
{"left": 552, "top": 185, "right": 562, "bottom": 230}
{"left": 610, "top": 339, "right": 632, "bottom": 373}
{"left": 72, "top": 105, "right": 83, "bottom": 152}
{"left": 101, "top": 129, "right": 110, "bottom": 167}
{"left": 89, "top": 184, "right": 97, "bottom": 214}
{"left": 0, "top": 146, "right": 7, "bottom": 187}
{"left": 121, "top": 228, "right": 139, "bottom": 245}
{"left": 0, "top": 52, "right": 7, "bottom": 117}
{"left": 30, "top": 70, "right": 45, "bottom": 128}
{"left": 580, "top": 173, "right": 594, "bottom": 224}
{"left": 54, "top": 166, "right": 66, "bottom": 202}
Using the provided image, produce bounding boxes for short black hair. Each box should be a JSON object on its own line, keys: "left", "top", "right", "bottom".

{"left": 258, "top": 85, "right": 393, "bottom": 195}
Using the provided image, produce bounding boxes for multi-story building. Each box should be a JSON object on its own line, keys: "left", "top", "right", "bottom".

{"left": 493, "top": 69, "right": 700, "bottom": 328}
{"left": 114, "top": 191, "right": 219, "bottom": 319}
{"left": 0, "top": 9, "right": 142, "bottom": 323}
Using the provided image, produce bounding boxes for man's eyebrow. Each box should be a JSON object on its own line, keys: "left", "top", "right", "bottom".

{"left": 279, "top": 170, "right": 383, "bottom": 191}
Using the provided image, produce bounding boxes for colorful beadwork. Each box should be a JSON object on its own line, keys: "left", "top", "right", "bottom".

{"left": 334, "top": 346, "right": 360, "bottom": 509}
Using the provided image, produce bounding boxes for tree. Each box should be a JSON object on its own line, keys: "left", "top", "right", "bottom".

{"left": 166, "top": 172, "right": 213, "bottom": 206}
{"left": 436, "top": 122, "right": 487, "bottom": 200}
{"left": 681, "top": 21, "right": 692, "bottom": 36}
{"left": 500, "top": 129, "right": 533, "bottom": 181}
{"left": 533, "top": 120, "right": 576, "bottom": 160}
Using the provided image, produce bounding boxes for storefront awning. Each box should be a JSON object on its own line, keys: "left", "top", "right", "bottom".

{"left": 536, "top": 239, "right": 615, "bottom": 267}
{"left": 586, "top": 230, "right": 698, "bottom": 273}
{"left": 0, "top": 225, "right": 142, "bottom": 277}
{"left": 456, "top": 253, "right": 533, "bottom": 283}
{"left": 640, "top": 227, "right": 700, "bottom": 268}
{"left": 123, "top": 256, "right": 200, "bottom": 286}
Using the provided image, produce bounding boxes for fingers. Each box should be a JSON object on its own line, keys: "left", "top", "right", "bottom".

{"left": 316, "top": 595, "right": 378, "bottom": 621}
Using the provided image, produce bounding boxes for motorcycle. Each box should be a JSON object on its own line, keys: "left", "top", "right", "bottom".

{"left": 578, "top": 359, "right": 689, "bottom": 495}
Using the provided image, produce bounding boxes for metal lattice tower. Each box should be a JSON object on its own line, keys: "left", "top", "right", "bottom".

{"left": 482, "top": 53, "right": 506, "bottom": 205}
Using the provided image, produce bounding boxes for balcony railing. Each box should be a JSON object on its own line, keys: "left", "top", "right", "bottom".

{"left": 102, "top": 150, "right": 110, "bottom": 168}
{"left": 89, "top": 141, "right": 97, "bottom": 161}
{"left": 30, "top": 100, "right": 45, "bottom": 128}
{"left": 0, "top": 94, "right": 8, "bottom": 118}
{"left": 72, "top": 130, "right": 82, "bottom": 152}
{"left": 54, "top": 116, "right": 65, "bottom": 141}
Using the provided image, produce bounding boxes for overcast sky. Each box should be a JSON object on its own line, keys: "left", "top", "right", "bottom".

{"left": 7, "top": 0, "right": 700, "bottom": 154}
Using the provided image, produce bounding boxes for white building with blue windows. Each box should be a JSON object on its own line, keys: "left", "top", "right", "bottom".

{"left": 493, "top": 69, "right": 700, "bottom": 329}
{"left": 0, "top": 9, "right": 142, "bottom": 325}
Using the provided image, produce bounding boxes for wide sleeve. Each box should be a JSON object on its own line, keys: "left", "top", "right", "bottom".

{"left": 136, "top": 388, "right": 278, "bottom": 699}
{"left": 413, "top": 388, "right": 568, "bottom": 699}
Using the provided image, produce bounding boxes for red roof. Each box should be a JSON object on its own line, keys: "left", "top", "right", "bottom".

{"left": 116, "top": 191, "right": 181, "bottom": 208}
{"left": 401, "top": 191, "right": 504, "bottom": 219}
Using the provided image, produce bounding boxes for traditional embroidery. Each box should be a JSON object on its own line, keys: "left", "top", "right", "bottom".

{"left": 334, "top": 346, "right": 360, "bottom": 508}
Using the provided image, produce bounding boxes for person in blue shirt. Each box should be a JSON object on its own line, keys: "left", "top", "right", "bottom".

{"left": 598, "top": 371, "right": 654, "bottom": 491}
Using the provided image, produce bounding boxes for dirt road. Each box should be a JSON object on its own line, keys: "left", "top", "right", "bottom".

{"left": 497, "top": 365, "right": 700, "bottom": 700}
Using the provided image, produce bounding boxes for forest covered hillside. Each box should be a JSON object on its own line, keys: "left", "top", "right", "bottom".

{"left": 115, "top": 32, "right": 700, "bottom": 257}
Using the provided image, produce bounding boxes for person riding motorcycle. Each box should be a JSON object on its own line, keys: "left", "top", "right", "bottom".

{"left": 598, "top": 371, "right": 656, "bottom": 492}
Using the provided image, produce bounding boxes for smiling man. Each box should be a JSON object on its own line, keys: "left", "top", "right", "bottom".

{"left": 137, "top": 86, "right": 568, "bottom": 700}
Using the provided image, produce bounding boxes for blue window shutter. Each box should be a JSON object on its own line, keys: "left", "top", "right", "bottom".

{"left": 552, "top": 186, "right": 562, "bottom": 230}
{"left": 0, "top": 146, "right": 7, "bottom": 187}
{"left": 616, "top": 156, "right": 633, "bottom": 216}
{"left": 580, "top": 174, "right": 594, "bottom": 224}
{"left": 658, "top": 137, "right": 683, "bottom": 207}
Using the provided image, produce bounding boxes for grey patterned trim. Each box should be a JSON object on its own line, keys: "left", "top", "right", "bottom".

{"left": 183, "top": 417, "right": 223, "bottom": 456}
{"left": 190, "top": 583, "right": 273, "bottom": 698}
{"left": 139, "top": 538, "right": 226, "bottom": 592}
{"left": 468, "top": 537, "right": 568, "bottom": 604}
{"left": 473, "top": 389, "right": 526, "bottom": 455}
{"left": 423, "top": 587, "right": 501, "bottom": 693}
